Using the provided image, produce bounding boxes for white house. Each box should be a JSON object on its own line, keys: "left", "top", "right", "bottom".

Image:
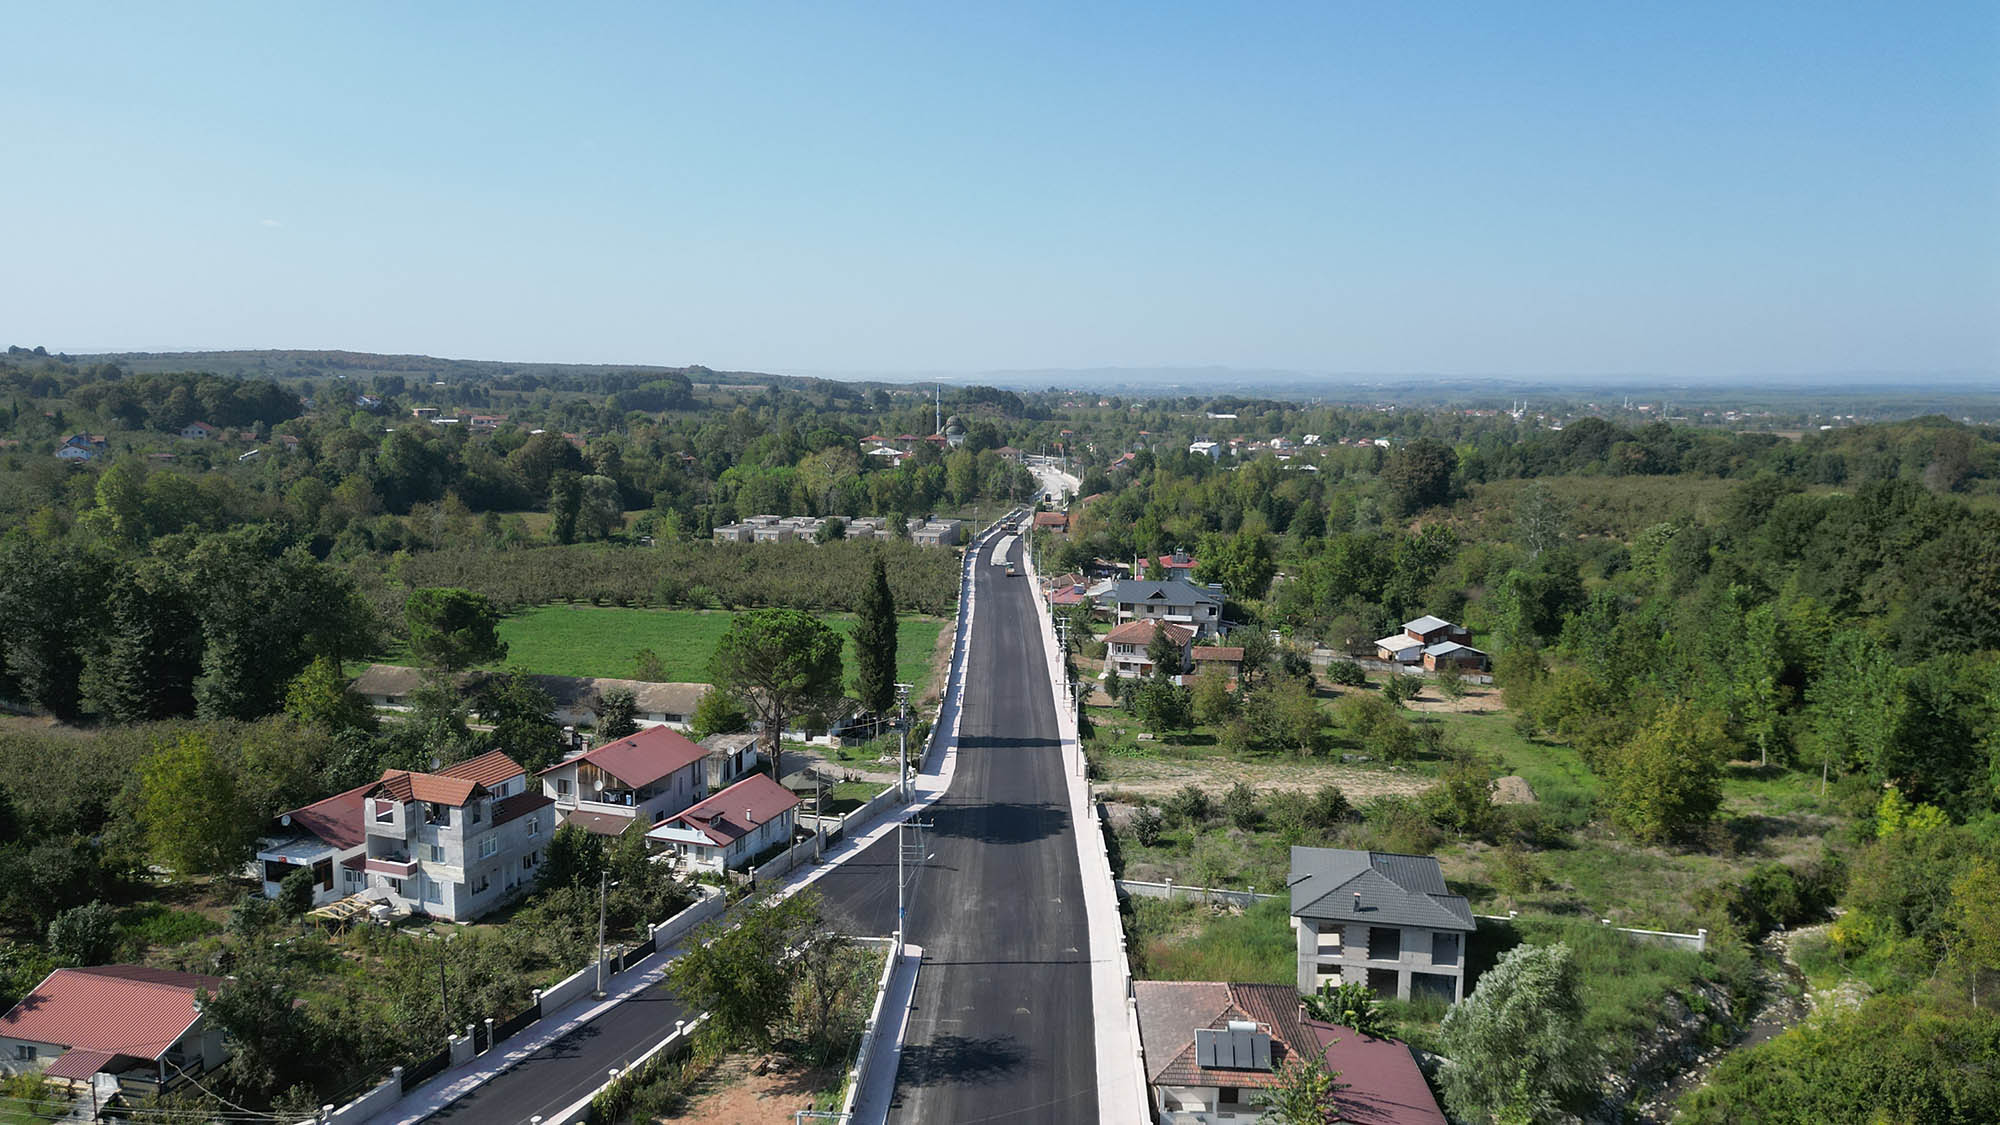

{"left": 1189, "top": 440, "right": 1221, "bottom": 459}
{"left": 178, "top": 422, "right": 217, "bottom": 440}
{"left": 1103, "top": 619, "right": 1194, "bottom": 679}
{"left": 1289, "top": 847, "right": 1474, "bottom": 1003}
{"left": 539, "top": 725, "right": 711, "bottom": 837}
{"left": 257, "top": 780, "right": 374, "bottom": 907}
{"left": 646, "top": 772, "right": 799, "bottom": 871}
{"left": 359, "top": 751, "right": 552, "bottom": 922}
{"left": 0, "top": 966, "right": 231, "bottom": 1096}
{"left": 1105, "top": 578, "right": 1225, "bottom": 638}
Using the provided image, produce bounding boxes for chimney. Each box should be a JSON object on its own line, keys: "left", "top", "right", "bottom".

{"left": 745, "top": 808, "right": 755, "bottom": 826}
{"left": 1352, "top": 892, "right": 1362, "bottom": 912}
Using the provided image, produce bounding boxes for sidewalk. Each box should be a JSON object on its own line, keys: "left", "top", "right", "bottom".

{"left": 1022, "top": 547, "right": 1150, "bottom": 1123}
{"left": 846, "top": 944, "right": 925, "bottom": 1125}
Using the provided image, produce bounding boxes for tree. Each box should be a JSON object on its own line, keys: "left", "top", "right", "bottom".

{"left": 405, "top": 587, "right": 508, "bottom": 673}
{"left": 1236, "top": 628, "right": 1277, "bottom": 690}
{"left": 276, "top": 868, "right": 316, "bottom": 918}
{"left": 538, "top": 823, "right": 607, "bottom": 892}
{"left": 597, "top": 687, "right": 640, "bottom": 740}
{"left": 0, "top": 537, "right": 109, "bottom": 721}
{"left": 575, "top": 474, "right": 623, "bottom": 541}
{"left": 1438, "top": 942, "right": 1598, "bottom": 1122}
{"left": 669, "top": 890, "right": 825, "bottom": 1051}
{"left": 1198, "top": 530, "right": 1278, "bottom": 600}
{"left": 1258, "top": 1055, "right": 1346, "bottom": 1124}
{"left": 91, "top": 565, "right": 202, "bottom": 722}
{"left": 1131, "top": 805, "right": 1163, "bottom": 846}
{"left": 475, "top": 670, "right": 565, "bottom": 771}
{"left": 1223, "top": 781, "right": 1259, "bottom": 829}
{"left": 1147, "top": 626, "right": 1186, "bottom": 678}
{"left": 689, "top": 689, "right": 749, "bottom": 739}
{"left": 1610, "top": 702, "right": 1728, "bottom": 844}
{"left": 1383, "top": 438, "right": 1456, "bottom": 514}
{"left": 1253, "top": 676, "right": 1326, "bottom": 757}
{"left": 548, "top": 471, "right": 582, "bottom": 545}
{"left": 1382, "top": 675, "right": 1423, "bottom": 707}
{"left": 1514, "top": 481, "right": 1570, "bottom": 561}
{"left": 1303, "top": 979, "right": 1386, "bottom": 1037}
{"left": 138, "top": 732, "right": 256, "bottom": 877}
{"left": 852, "top": 556, "right": 898, "bottom": 715}
{"left": 284, "top": 654, "right": 377, "bottom": 735}
{"left": 1191, "top": 665, "right": 1237, "bottom": 725}
{"left": 708, "top": 609, "right": 846, "bottom": 785}
{"left": 46, "top": 901, "right": 119, "bottom": 966}
{"left": 1132, "top": 678, "right": 1194, "bottom": 733}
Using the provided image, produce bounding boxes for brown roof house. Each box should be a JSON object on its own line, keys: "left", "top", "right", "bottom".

{"left": 1104, "top": 619, "right": 1194, "bottom": 680}
{"left": 0, "top": 966, "right": 230, "bottom": 1096}
{"left": 1134, "top": 980, "right": 1446, "bottom": 1124}
{"left": 539, "top": 725, "right": 711, "bottom": 837}
{"left": 646, "top": 772, "right": 800, "bottom": 872}
{"left": 357, "top": 752, "right": 552, "bottom": 922}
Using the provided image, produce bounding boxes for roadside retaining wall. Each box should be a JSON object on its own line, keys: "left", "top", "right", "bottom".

{"left": 328, "top": 1071, "right": 399, "bottom": 1123}
{"left": 837, "top": 937, "right": 902, "bottom": 1122}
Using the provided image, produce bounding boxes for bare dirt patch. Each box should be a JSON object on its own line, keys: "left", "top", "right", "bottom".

{"left": 1491, "top": 775, "right": 1538, "bottom": 805}
{"left": 1095, "top": 758, "right": 1432, "bottom": 803}
{"left": 663, "top": 1054, "right": 843, "bottom": 1124}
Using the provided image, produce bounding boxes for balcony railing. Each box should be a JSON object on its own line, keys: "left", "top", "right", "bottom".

{"left": 365, "top": 854, "right": 420, "bottom": 878}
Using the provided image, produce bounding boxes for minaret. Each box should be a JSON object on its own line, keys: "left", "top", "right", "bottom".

{"left": 935, "top": 384, "right": 942, "bottom": 435}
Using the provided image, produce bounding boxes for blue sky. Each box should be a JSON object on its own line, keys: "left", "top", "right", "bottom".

{"left": 3, "top": 2, "right": 1995, "bottom": 378}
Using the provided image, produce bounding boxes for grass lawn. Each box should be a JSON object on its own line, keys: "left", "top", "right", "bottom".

{"left": 1126, "top": 896, "right": 1298, "bottom": 985}
{"left": 372, "top": 605, "right": 949, "bottom": 699}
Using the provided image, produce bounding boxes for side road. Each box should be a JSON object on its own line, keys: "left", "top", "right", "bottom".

{"left": 356, "top": 515, "right": 1016, "bottom": 1125}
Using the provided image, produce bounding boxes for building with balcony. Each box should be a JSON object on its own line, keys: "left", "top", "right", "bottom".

{"left": 359, "top": 750, "right": 551, "bottom": 922}
{"left": 1104, "top": 578, "right": 1225, "bottom": 638}
{"left": 257, "top": 779, "right": 374, "bottom": 908}
{"left": 1289, "top": 847, "right": 1474, "bottom": 1003}
{"left": 538, "top": 725, "right": 710, "bottom": 838}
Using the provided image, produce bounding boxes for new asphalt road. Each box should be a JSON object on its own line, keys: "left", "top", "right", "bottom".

{"left": 835, "top": 531, "right": 1098, "bottom": 1123}
{"left": 425, "top": 529, "right": 1096, "bottom": 1123}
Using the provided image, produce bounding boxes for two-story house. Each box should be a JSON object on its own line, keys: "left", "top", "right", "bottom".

{"left": 1288, "top": 847, "right": 1474, "bottom": 1003}
{"left": 1106, "top": 578, "right": 1224, "bottom": 638}
{"left": 360, "top": 750, "right": 552, "bottom": 922}
{"left": 645, "top": 772, "right": 800, "bottom": 871}
{"left": 0, "top": 966, "right": 231, "bottom": 1096}
{"left": 538, "top": 725, "right": 710, "bottom": 837}
{"left": 1104, "top": 620, "right": 1194, "bottom": 679}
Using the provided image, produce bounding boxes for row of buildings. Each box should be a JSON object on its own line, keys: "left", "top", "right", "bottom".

{"left": 255, "top": 726, "right": 797, "bottom": 924}
{"left": 712, "top": 513, "right": 965, "bottom": 547}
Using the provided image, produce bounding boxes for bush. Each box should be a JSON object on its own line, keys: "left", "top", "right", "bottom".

{"left": 1382, "top": 675, "right": 1423, "bottom": 707}
{"left": 1223, "top": 782, "right": 1259, "bottom": 830}
{"left": 1323, "top": 660, "right": 1367, "bottom": 687}
{"left": 1131, "top": 805, "right": 1163, "bottom": 847}
{"left": 1707, "top": 857, "right": 1843, "bottom": 939}
{"left": 1438, "top": 942, "right": 1599, "bottom": 1122}
{"left": 1164, "top": 785, "right": 1211, "bottom": 828}
{"left": 47, "top": 901, "right": 119, "bottom": 966}
{"left": 277, "top": 868, "right": 317, "bottom": 918}
{"left": 1303, "top": 979, "right": 1387, "bottom": 1037}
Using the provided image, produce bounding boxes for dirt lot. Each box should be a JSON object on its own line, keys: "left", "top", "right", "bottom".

{"left": 1094, "top": 757, "right": 1433, "bottom": 803}
{"left": 664, "top": 1055, "right": 843, "bottom": 1124}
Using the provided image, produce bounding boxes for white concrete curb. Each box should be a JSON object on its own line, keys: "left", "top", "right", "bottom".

{"left": 1021, "top": 547, "right": 1150, "bottom": 1122}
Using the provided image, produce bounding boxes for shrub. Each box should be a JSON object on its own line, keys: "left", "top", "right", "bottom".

{"left": 1223, "top": 782, "right": 1259, "bottom": 830}
{"left": 1132, "top": 805, "right": 1163, "bottom": 847}
{"left": 1323, "top": 660, "right": 1367, "bottom": 687}
{"left": 48, "top": 901, "right": 119, "bottom": 966}
{"left": 1303, "top": 979, "right": 1387, "bottom": 1037}
{"left": 1438, "top": 942, "right": 1599, "bottom": 1122}
{"left": 277, "top": 868, "right": 317, "bottom": 918}
{"left": 1164, "top": 785, "right": 1211, "bottom": 828}
{"left": 1382, "top": 675, "right": 1423, "bottom": 707}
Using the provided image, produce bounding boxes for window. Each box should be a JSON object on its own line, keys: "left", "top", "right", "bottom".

{"left": 428, "top": 844, "right": 445, "bottom": 863}
{"left": 424, "top": 802, "right": 450, "bottom": 826}
{"left": 473, "top": 873, "right": 490, "bottom": 894}
{"left": 375, "top": 802, "right": 394, "bottom": 824}
{"left": 15, "top": 1045, "right": 35, "bottom": 1061}
{"left": 556, "top": 779, "right": 572, "bottom": 797}
{"left": 1370, "top": 927, "right": 1403, "bottom": 960}
{"left": 387, "top": 878, "right": 404, "bottom": 895}
{"left": 522, "top": 851, "right": 539, "bottom": 871}
{"left": 468, "top": 801, "right": 483, "bottom": 825}
{"left": 480, "top": 837, "right": 498, "bottom": 858}
{"left": 1218, "top": 1087, "right": 1239, "bottom": 1106}
{"left": 1315, "top": 926, "right": 1343, "bottom": 954}
{"left": 526, "top": 815, "right": 540, "bottom": 837}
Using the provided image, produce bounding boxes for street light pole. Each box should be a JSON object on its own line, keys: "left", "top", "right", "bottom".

{"left": 594, "top": 871, "right": 608, "bottom": 998}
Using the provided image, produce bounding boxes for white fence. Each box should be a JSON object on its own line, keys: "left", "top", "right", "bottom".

{"left": 1117, "top": 878, "right": 1276, "bottom": 910}
{"left": 1474, "top": 911, "right": 1708, "bottom": 952}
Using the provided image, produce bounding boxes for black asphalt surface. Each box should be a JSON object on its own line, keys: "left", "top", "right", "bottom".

{"left": 425, "top": 528, "right": 1096, "bottom": 1123}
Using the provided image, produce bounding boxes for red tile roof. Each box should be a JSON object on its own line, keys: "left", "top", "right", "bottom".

{"left": 658, "top": 773, "right": 798, "bottom": 846}
{"left": 374, "top": 770, "right": 480, "bottom": 807}
{"left": 559, "top": 808, "right": 636, "bottom": 836}
{"left": 1105, "top": 620, "right": 1193, "bottom": 646}
{"left": 0, "top": 966, "right": 226, "bottom": 1060}
{"left": 541, "top": 725, "right": 708, "bottom": 789}
{"left": 1192, "top": 646, "right": 1244, "bottom": 663}
{"left": 1033, "top": 512, "right": 1068, "bottom": 529}
{"left": 279, "top": 779, "right": 374, "bottom": 850}
{"left": 439, "top": 749, "right": 526, "bottom": 789}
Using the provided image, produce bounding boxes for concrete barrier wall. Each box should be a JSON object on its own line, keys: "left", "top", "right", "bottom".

{"left": 838, "top": 938, "right": 902, "bottom": 1122}
{"left": 537, "top": 960, "right": 597, "bottom": 1016}
{"left": 649, "top": 884, "right": 726, "bottom": 951}
{"left": 328, "top": 1072, "right": 399, "bottom": 1123}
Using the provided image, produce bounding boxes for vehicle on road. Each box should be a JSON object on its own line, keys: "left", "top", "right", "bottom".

{"left": 1005, "top": 564, "right": 1018, "bottom": 576}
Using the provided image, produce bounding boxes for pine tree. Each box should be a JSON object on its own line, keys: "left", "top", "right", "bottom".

{"left": 93, "top": 568, "right": 202, "bottom": 722}
{"left": 853, "top": 556, "right": 897, "bottom": 715}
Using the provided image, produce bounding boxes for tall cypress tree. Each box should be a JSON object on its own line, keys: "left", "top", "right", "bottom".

{"left": 853, "top": 556, "right": 897, "bottom": 715}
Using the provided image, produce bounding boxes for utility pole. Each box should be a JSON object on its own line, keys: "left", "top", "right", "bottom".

{"left": 594, "top": 871, "right": 608, "bottom": 997}
{"left": 896, "top": 816, "right": 933, "bottom": 955}
{"left": 895, "top": 681, "right": 913, "bottom": 800}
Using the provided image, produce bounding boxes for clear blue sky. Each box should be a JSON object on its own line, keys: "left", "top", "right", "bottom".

{"left": 4, "top": 2, "right": 1995, "bottom": 378}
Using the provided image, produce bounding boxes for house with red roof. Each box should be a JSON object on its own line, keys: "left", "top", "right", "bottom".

{"left": 1133, "top": 980, "right": 1445, "bottom": 1124}
{"left": 0, "top": 966, "right": 230, "bottom": 1095}
{"left": 646, "top": 772, "right": 799, "bottom": 871}
{"left": 353, "top": 751, "right": 551, "bottom": 922}
{"left": 538, "top": 725, "right": 711, "bottom": 838}
{"left": 1104, "top": 619, "right": 1194, "bottom": 679}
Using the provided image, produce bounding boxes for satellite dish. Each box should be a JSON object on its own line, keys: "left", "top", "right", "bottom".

{"left": 593, "top": 777, "right": 605, "bottom": 793}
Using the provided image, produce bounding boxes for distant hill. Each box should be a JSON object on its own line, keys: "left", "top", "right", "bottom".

{"left": 67, "top": 348, "right": 797, "bottom": 389}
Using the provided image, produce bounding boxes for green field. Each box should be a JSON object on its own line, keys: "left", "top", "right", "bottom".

{"left": 464, "top": 605, "right": 948, "bottom": 698}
